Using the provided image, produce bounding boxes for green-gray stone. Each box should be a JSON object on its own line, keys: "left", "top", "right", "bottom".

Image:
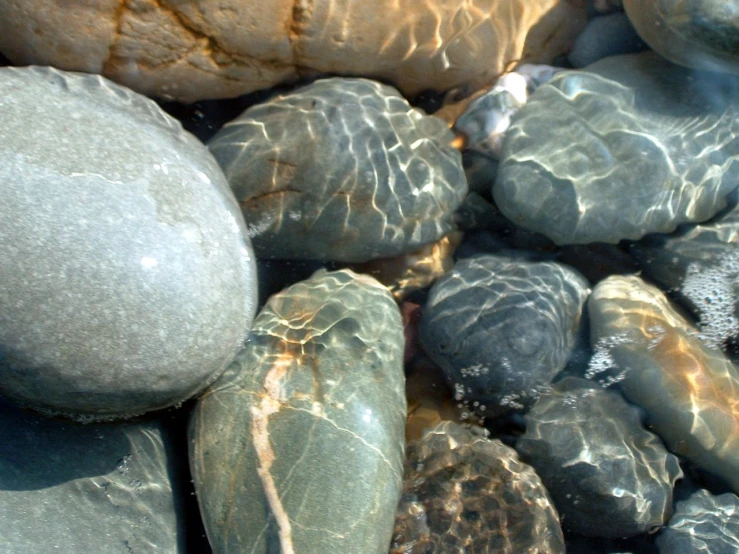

{"left": 190, "top": 269, "right": 406, "bottom": 553}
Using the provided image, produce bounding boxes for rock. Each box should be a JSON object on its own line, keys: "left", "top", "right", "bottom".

{"left": 0, "top": 66, "right": 258, "bottom": 420}
{"left": 208, "top": 78, "right": 467, "bottom": 263}
{"left": 390, "top": 421, "right": 565, "bottom": 554}
{"left": 0, "top": 0, "right": 587, "bottom": 103}
{"left": 0, "top": 399, "right": 186, "bottom": 552}
{"left": 190, "top": 269, "right": 406, "bottom": 553}
{"left": 517, "top": 377, "right": 682, "bottom": 538}
{"left": 624, "top": 0, "right": 739, "bottom": 75}
{"left": 494, "top": 52, "right": 739, "bottom": 245}
{"left": 656, "top": 489, "right": 739, "bottom": 553}
{"left": 568, "top": 12, "right": 646, "bottom": 68}
{"left": 420, "top": 255, "right": 590, "bottom": 415}
{"left": 588, "top": 274, "right": 739, "bottom": 494}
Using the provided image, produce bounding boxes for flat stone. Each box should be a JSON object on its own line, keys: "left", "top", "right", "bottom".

{"left": 420, "top": 254, "right": 590, "bottom": 415}
{"left": 624, "top": 0, "right": 739, "bottom": 75}
{"left": 494, "top": 52, "right": 739, "bottom": 244}
{"left": 390, "top": 421, "right": 565, "bottom": 554}
{"left": 208, "top": 78, "right": 467, "bottom": 263}
{"left": 0, "top": 399, "right": 186, "bottom": 552}
{"left": 0, "top": 66, "right": 258, "bottom": 419}
{"left": 517, "top": 377, "right": 682, "bottom": 538}
{"left": 588, "top": 274, "right": 739, "bottom": 494}
{"left": 657, "top": 489, "right": 739, "bottom": 554}
{"left": 0, "top": 0, "right": 586, "bottom": 102}
{"left": 190, "top": 269, "right": 406, "bottom": 553}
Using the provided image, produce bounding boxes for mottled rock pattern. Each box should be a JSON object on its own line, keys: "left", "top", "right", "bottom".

{"left": 190, "top": 269, "right": 406, "bottom": 553}
{"left": 517, "top": 377, "right": 682, "bottom": 538}
{"left": 0, "top": 0, "right": 587, "bottom": 102}
{"left": 494, "top": 52, "right": 739, "bottom": 244}
{"left": 588, "top": 274, "right": 739, "bottom": 494}
{"left": 391, "top": 421, "right": 565, "bottom": 554}
{"left": 209, "top": 78, "right": 467, "bottom": 263}
{"left": 0, "top": 399, "right": 185, "bottom": 552}
{"left": 657, "top": 489, "right": 739, "bottom": 554}
{"left": 0, "top": 66, "right": 257, "bottom": 419}
{"left": 420, "top": 255, "right": 590, "bottom": 414}
{"left": 625, "top": 0, "right": 739, "bottom": 75}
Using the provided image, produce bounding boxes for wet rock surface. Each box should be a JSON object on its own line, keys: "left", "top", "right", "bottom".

{"left": 0, "top": 66, "right": 258, "bottom": 420}
{"left": 0, "top": 399, "right": 186, "bottom": 553}
{"left": 190, "top": 269, "right": 406, "bottom": 553}
{"left": 517, "top": 377, "right": 682, "bottom": 538}
{"left": 494, "top": 52, "right": 739, "bottom": 245}
{"left": 656, "top": 489, "right": 739, "bottom": 553}
{"left": 209, "top": 78, "right": 467, "bottom": 263}
{"left": 420, "top": 255, "right": 590, "bottom": 415}
{"left": 391, "top": 421, "right": 565, "bottom": 554}
{"left": 588, "top": 274, "right": 739, "bottom": 494}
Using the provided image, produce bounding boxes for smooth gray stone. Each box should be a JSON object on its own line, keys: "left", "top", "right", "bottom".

{"left": 420, "top": 255, "right": 590, "bottom": 415}
{"left": 625, "top": 0, "right": 739, "bottom": 75}
{"left": 494, "top": 52, "right": 739, "bottom": 245}
{"left": 517, "top": 377, "right": 682, "bottom": 538}
{"left": 657, "top": 489, "right": 739, "bottom": 553}
{"left": 569, "top": 12, "right": 646, "bottom": 68}
{"left": 0, "top": 399, "right": 185, "bottom": 553}
{"left": 208, "top": 77, "right": 467, "bottom": 263}
{"left": 391, "top": 421, "right": 565, "bottom": 554}
{"left": 190, "top": 269, "right": 406, "bottom": 554}
{"left": 0, "top": 66, "right": 258, "bottom": 420}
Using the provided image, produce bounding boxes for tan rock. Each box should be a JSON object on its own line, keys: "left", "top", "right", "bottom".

{"left": 0, "top": 0, "right": 586, "bottom": 102}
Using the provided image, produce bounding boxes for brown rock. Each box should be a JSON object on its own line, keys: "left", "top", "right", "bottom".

{"left": 0, "top": 0, "right": 587, "bottom": 102}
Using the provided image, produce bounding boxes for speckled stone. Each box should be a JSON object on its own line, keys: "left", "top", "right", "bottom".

{"left": 420, "top": 255, "right": 590, "bottom": 415}
{"left": 208, "top": 77, "right": 467, "bottom": 263}
{"left": 624, "top": 0, "right": 739, "bottom": 75}
{"left": 517, "top": 377, "right": 682, "bottom": 538}
{"left": 588, "top": 274, "right": 739, "bottom": 494}
{"left": 0, "top": 66, "right": 258, "bottom": 419}
{"left": 494, "top": 52, "right": 739, "bottom": 245}
{"left": 390, "top": 421, "right": 565, "bottom": 554}
{"left": 0, "top": 398, "right": 186, "bottom": 552}
{"left": 657, "top": 489, "right": 739, "bottom": 553}
{"left": 190, "top": 269, "right": 406, "bottom": 553}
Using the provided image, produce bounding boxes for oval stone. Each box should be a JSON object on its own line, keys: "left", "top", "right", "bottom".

{"left": 208, "top": 78, "right": 467, "bottom": 263}
{"left": 0, "top": 66, "right": 258, "bottom": 419}
{"left": 190, "top": 269, "right": 406, "bottom": 553}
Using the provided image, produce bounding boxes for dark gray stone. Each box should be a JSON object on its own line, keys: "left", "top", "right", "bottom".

{"left": 517, "top": 377, "right": 682, "bottom": 538}
{"left": 657, "top": 489, "right": 739, "bottom": 553}
{"left": 420, "top": 255, "right": 590, "bottom": 415}
{"left": 208, "top": 77, "right": 467, "bottom": 263}
{"left": 569, "top": 12, "right": 646, "bottom": 68}
{"left": 0, "top": 66, "right": 258, "bottom": 420}
{"left": 0, "top": 399, "right": 186, "bottom": 553}
{"left": 625, "top": 0, "right": 739, "bottom": 75}
{"left": 494, "top": 52, "right": 739, "bottom": 245}
{"left": 391, "top": 421, "right": 565, "bottom": 554}
{"left": 190, "top": 269, "right": 406, "bottom": 554}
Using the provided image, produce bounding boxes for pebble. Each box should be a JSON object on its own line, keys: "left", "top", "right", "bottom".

{"left": 391, "top": 421, "right": 565, "bottom": 554}
{"left": 190, "top": 269, "right": 406, "bottom": 553}
{"left": 0, "top": 66, "right": 258, "bottom": 420}
{"left": 208, "top": 78, "right": 467, "bottom": 263}
{"left": 517, "top": 377, "right": 682, "bottom": 538}
{"left": 568, "top": 12, "right": 646, "bottom": 68}
{"left": 420, "top": 255, "right": 590, "bottom": 415}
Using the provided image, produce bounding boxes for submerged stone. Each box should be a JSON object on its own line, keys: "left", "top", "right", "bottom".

{"left": 656, "top": 489, "right": 739, "bottom": 553}
{"left": 517, "top": 377, "right": 682, "bottom": 538}
{"left": 495, "top": 52, "right": 739, "bottom": 245}
{"left": 208, "top": 77, "right": 467, "bottom": 263}
{"left": 420, "top": 255, "right": 590, "bottom": 414}
{"left": 0, "top": 66, "right": 258, "bottom": 420}
{"left": 390, "top": 421, "right": 565, "bottom": 554}
{"left": 190, "top": 269, "right": 406, "bottom": 553}
{"left": 0, "top": 399, "right": 186, "bottom": 552}
{"left": 588, "top": 274, "right": 739, "bottom": 494}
